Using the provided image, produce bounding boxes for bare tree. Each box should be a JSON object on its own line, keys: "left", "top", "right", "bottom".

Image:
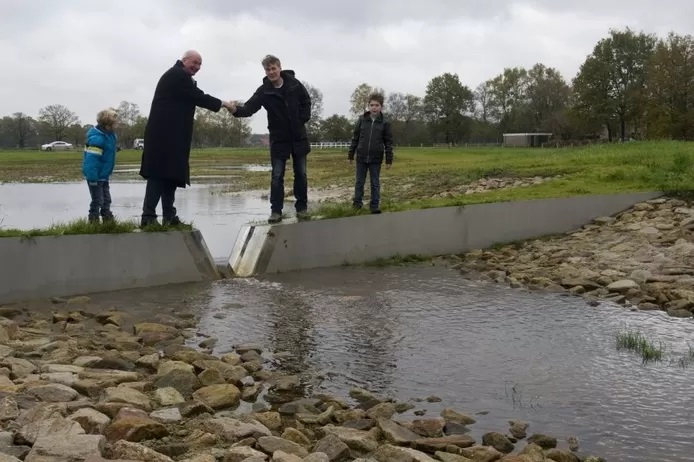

{"left": 38, "top": 104, "right": 79, "bottom": 141}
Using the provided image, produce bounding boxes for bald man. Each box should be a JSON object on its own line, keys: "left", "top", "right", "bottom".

{"left": 139, "top": 50, "right": 235, "bottom": 227}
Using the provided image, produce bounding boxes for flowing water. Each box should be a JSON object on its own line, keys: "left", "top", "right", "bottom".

{"left": 2, "top": 182, "right": 693, "bottom": 460}
{"left": 37, "top": 265, "right": 694, "bottom": 462}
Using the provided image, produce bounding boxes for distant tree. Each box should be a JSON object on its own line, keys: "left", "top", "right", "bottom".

{"left": 525, "top": 63, "right": 570, "bottom": 131}
{"left": 487, "top": 67, "right": 530, "bottom": 132}
{"left": 645, "top": 32, "right": 694, "bottom": 139}
{"left": 423, "top": 73, "right": 474, "bottom": 143}
{"left": 320, "top": 114, "right": 353, "bottom": 142}
{"left": 572, "top": 28, "right": 656, "bottom": 140}
{"left": 115, "top": 101, "right": 142, "bottom": 148}
{"left": 349, "top": 83, "right": 385, "bottom": 116}
{"left": 302, "top": 81, "right": 324, "bottom": 142}
{"left": 38, "top": 104, "right": 79, "bottom": 141}
{"left": 11, "top": 112, "right": 37, "bottom": 149}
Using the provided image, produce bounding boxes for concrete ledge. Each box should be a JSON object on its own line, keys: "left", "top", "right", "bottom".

{"left": 0, "top": 229, "right": 220, "bottom": 304}
{"left": 229, "top": 191, "right": 663, "bottom": 276}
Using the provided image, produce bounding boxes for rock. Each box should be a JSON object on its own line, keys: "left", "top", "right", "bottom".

{"left": 16, "top": 417, "right": 85, "bottom": 446}
{"left": 179, "top": 400, "right": 214, "bottom": 418}
{"left": 411, "top": 434, "right": 476, "bottom": 452}
{"left": 482, "top": 432, "right": 514, "bottom": 454}
{"left": 320, "top": 425, "right": 379, "bottom": 453}
{"left": 440, "top": 409, "right": 476, "bottom": 425}
{"left": 271, "top": 450, "right": 304, "bottom": 462}
{"left": 304, "top": 453, "right": 331, "bottom": 462}
{"left": 104, "top": 407, "right": 168, "bottom": 442}
{"left": 566, "top": 436, "right": 579, "bottom": 452}
{"left": 221, "top": 353, "right": 242, "bottom": 365}
{"left": 546, "top": 448, "right": 580, "bottom": 462}
{"left": 0, "top": 396, "right": 19, "bottom": 421}
{"left": 253, "top": 411, "right": 283, "bottom": 431}
{"left": 68, "top": 408, "right": 111, "bottom": 434}
{"left": 459, "top": 445, "right": 503, "bottom": 462}
{"left": 150, "top": 407, "right": 182, "bottom": 423}
{"left": 527, "top": 434, "right": 557, "bottom": 449}
{"left": 272, "top": 374, "right": 300, "bottom": 391}
{"left": 366, "top": 402, "right": 396, "bottom": 420}
{"left": 198, "top": 368, "right": 225, "bottom": 386}
{"left": 27, "top": 383, "right": 79, "bottom": 402}
{"left": 256, "top": 436, "right": 309, "bottom": 458}
{"left": 312, "top": 434, "right": 350, "bottom": 461}
{"left": 158, "top": 360, "right": 195, "bottom": 376}
{"left": 222, "top": 446, "right": 267, "bottom": 462}
{"left": 101, "top": 387, "right": 152, "bottom": 410}
{"left": 407, "top": 418, "right": 445, "bottom": 438}
{"left": 343, "top": 419, "right": 375, "bottom": 431}
{"left": 349, "top": 388, "right": 376, "bottom": 403}
{"left": 281, "top": 427, "right": 312, "bottom": 447}
{"left": 372, "top": 444, "right": 436, "bottom": 461}
{"left": 377, "top": 418, "right": 420, "bottom": 445}
{"left": 155, "top": 387, "right": 186, "bottom": 406}
{"left": 110, "top": 440, "right": 174, "bottom": 462}
{"left": 25, "top": 433, "right": 105, "bottom": 462}
{"left": 606, "top": 280, "right": 639, "bottom": 293}
{"left": 192, "top": 384, "right": 241, "bottom": 409}
{"left": 202, "top": 417, "right": 272, "bottom": 441}
{"left": 433, "top": 453, "right": 472, "bottom": 462}
{"left": 154, "top": 369, "right": 201, "bottom": 397}
{"left": 508, "top": 420, "right": 528, "bottom": 439}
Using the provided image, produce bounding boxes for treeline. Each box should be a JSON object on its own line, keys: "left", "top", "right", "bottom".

{"left": 1, "top": 27, "right": 693, "bottom": 149}
{"left": 312, "top": 28, "right": 694, "bottom": 145}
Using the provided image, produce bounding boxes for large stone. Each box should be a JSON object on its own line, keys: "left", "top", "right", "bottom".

{"left": 24, "top": 433, "right": 105, "bottom": 462}
{"left": 312, "top": 434, "right": 350, "bottom": 461}
{"left": 482, "top": 432, "right": 514, "bottom": 454}
{"left": 68, "top": 408, "right": 111, "bottom": 434}
{"left": 607, "top": 280, "right": 639, "bottom": 293}
{"left": 319, "top": 425, "right": 379, "bottom": 453}
{"left": 202, "top": 417, "right": 272, "bottom": 442}
{"left": 440, "top": 408, "right": 476, "bottom": 425}
{"left": 222, "top": 446, "right": 267, "bottom": 462}
{"left": 459, "top": 445, "right": 503, "bottom": 462}
{"left": 256, "top": 436, "right": 309, "bottom": 458}
{"left": 0, "top": 396, "right": 19, "bottom": 421}
{"left": 110, "top": 440, "right": 173, "bottom": 462}
{"left": 101, "top": 387, "right": 152, "bottom": 411}
{"left": 411, "top": 435, "right": 476, "bottom": 452}
{"left": 104, "top": 407, "right": 168, "bottom": 442}
{"left": 155, "top": 387, "right": 186, "bottom": 406}
{"left": 377, "top": 418, "right": 420, "bottom": 445}
{"left": 154, "top": 369, "right": 201, "bottom": 397}
{"left": 16, "top": 417, "right": 85, "bottom": 446}
{"left": 372, "top": 444, "right": 436, "bottom": 462}
{"left": 192, "top": 384, "right": 240, "bottom": 409}
{"left": 27, "top": 383, "right": 79, "bottom": 402}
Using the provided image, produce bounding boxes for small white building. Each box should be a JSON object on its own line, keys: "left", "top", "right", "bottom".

{"left": 503, "top": 133, "right": 553, "bottom": 147}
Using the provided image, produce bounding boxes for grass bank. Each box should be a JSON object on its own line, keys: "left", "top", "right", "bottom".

{"left": 1, "top": 141, "right": 693, "bottom": 218}
{"left": 0, "top": 218, "right": 193, "bottom": 238}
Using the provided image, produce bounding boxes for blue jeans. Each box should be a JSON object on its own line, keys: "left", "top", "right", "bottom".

{"left": 271, "top": 155, "right": 307, "bottom": 213}
{"left": 87, "top": 180, "right": 112, "bottom": 220}
{"left": 353, "top": 162, "right": 381, "bottom": 210}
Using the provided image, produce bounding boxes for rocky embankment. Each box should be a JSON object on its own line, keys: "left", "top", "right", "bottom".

{"left": 453, "top": 196, "right": 694, "bottom": 317}
{"left": 0, "top": 301, "right": 604, "bottom": 462}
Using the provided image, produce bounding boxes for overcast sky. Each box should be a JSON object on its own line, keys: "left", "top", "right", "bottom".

{"left": 1, "top": 1, "right": 692, "bottom": 134}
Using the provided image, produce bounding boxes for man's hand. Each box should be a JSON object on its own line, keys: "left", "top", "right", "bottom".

{"left": 222, "top": 101, "right": 236, "bottom": 113}
{"left": 386, "top": 163, "right": 392, "bottom": 170}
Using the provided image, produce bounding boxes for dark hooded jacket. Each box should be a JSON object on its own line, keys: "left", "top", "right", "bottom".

{"left": 233, "top": 70, "right": 311, "bottom": 159}
{"left": 348, "top": 111, "right": 394, "bottom": 164}
{"left": 139, "top": 60, "right": 222, "bottom": 187}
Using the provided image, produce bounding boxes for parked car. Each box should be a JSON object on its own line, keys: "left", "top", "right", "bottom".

{"left": 40, "top": 141, "right": 73, "bottom": 151}
{"left": 133, "top": 138, "right": 144, "bottom": 150}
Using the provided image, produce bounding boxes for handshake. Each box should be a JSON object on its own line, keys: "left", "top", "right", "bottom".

{"left": 222, "top": 101, "right": 239, "bottom": 113}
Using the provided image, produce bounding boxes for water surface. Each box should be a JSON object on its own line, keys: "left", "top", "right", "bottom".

{"left": 0, "top": 182, "right": 265, "bottom": 258}
{"left": 64, "top": 265, "right": 694, "bottom": 462}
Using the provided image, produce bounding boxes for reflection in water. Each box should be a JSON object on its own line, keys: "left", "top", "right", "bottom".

{"left": 0, "top": 182, "right": 265, "bottom": 259}
{"left": 190, "top": 266, "right": 694, "bottom": 462}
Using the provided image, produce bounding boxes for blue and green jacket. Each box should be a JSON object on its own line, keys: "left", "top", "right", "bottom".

{"left": 82, "top": 125, "right": 118, "bottom": 183}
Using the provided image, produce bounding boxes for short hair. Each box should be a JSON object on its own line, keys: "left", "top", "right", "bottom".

{"left": 97, "top": 108, "right": 118, "bottom": 128}
{"left": 368, "top": 93, "right": 384, "bottom": 106}
{"left": 261, "top": 54, "right": 281, "bottom": 68}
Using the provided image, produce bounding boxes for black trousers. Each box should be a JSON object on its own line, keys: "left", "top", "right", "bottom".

{"left": 142, "top": 178, "right": 178, "bottom": 223}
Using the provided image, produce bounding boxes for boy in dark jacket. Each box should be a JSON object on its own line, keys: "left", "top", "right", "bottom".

{"left": 348, "top": 93, "right": 394, "bottom": 214}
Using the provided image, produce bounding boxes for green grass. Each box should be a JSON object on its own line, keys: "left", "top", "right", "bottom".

{"left": 2, "top": 141, "right": 693, "bottom": 219}
{"left": 616, "top": 328, "right": 665, "bottom": 364}
{"left": 0, "top": 217, "right": 193, "bottom": 238}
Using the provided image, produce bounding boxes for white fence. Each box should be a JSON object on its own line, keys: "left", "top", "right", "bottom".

{"left": 310, "top": 142, "right": 351, "bottom": 149}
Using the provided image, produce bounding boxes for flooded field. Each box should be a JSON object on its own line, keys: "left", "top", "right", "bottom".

{"left": 15, "top": 265, "right": 693, "bottom": 462}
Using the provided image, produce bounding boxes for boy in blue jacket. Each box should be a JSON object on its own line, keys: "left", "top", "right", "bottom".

{"left": 83, "top": 108, "right": 119, "bottom": 223}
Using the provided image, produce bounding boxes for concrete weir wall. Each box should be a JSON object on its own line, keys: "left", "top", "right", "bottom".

{"left": 0, "top": 230, "right": 219, "bottom": 305}
{"left": 229, "top": 191, "right": 663, "bottom": 276}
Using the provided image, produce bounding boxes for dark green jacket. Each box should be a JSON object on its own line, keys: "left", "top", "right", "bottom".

{"left": 348, "top": 111, "right": 394, "bottom": 164}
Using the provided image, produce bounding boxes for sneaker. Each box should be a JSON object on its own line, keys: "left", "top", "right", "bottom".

{"left": 268, "top": 212, "right": 282, "bottom": 224}
{"left": 88, "top": 216, "right": 100, "bottom": 224}
{"left": 101, "top": 213, "right": 115, "bottom": 223}
{"left": 296, "top": 210, "right": 310, "bottom": 221}
{"left": 140, "top": 217, "right": 160, "bottom": 228}
{"left": 352, "top": 204, "right": 363, "bottom": 211}
{"left": 163, "top": 216, "right": 182, "bottom": 227}
{"left": 371, "top": 209, "right": 382, "bottom": 214}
